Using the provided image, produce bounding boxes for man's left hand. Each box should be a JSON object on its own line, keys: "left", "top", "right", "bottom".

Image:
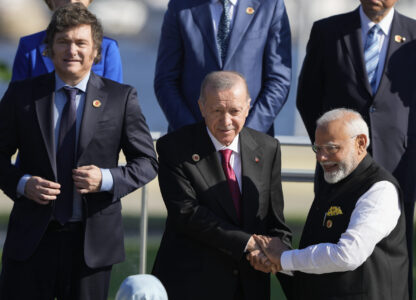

{"left": 72, "top": 165, "right": 102, "bottom": 194}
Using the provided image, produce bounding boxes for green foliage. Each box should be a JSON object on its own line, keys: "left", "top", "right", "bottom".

{"left": 0, "top": 61, "right": 11, "bottom": 82}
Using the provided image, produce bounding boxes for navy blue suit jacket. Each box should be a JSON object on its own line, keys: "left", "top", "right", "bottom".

{"left": 12, "top": 30, "right": 123, "bottom": 83}
{"left": 154, "top": 0, "right": 291, "bottom": 134}
{"left": 296, "top": 8, "right": 416, "bottom": 205}
{"left": 0, "top": 72, "right": 157, "bottom": 268}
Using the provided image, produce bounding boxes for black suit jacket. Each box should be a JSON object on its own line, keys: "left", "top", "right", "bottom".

{"left": 296, "top": 8, "right": 416, "bottom": 204}
{"left": 152, "top": 123, "right": 291, "bottom": 300}
{"left": 0, "top": 72, "right": 158, "bottom": 268}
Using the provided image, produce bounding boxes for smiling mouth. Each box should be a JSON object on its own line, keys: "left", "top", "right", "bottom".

{"left": 321, "top": 162, "right": 338, "bottom": 172}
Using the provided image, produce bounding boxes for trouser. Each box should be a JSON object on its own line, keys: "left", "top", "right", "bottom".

{"left": 0, "top": 221, "right": 112, "bottom": 300}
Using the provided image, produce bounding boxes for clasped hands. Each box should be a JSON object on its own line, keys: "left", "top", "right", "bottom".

{"left": 246, "top": 234, "right": 289, "bottom": 274}
{"left": 24, "top": 165, "right": 102, "bottom": 204}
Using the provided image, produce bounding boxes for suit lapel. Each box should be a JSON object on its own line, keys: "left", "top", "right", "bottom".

{"left": 239, "top": 128, "right": 263, "bottom": 229}
{"left": 38, "top": 43, "right": 55, "bottom": 73}
{"left": 193, "top": 125, "right": 240, "bottom": 225}
{"left": 191, "top": 1, "right": 222, "bottom": 67}
{"left": 225, "top": 0, "right": 260, "bottom": 66}
{"left": 77, "top": 73, "right": 107, "bottom": 161}
{"left": 342, "top": 8, "right": 373, "bottom": 96}
{"left": 374, "top": 11, "right": 404, "bottom": 99}
{"left": 34, "top": 73, "right": 57, "bottom": 178}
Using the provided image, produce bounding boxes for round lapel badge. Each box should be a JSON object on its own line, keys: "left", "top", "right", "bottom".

{"left": 246, "top": 7, "right": 254, "bottom": 14}
{"left": 192, "top": 154, "right": 200, "bottom": 162}
{"left": 326, "top": 219, "right": 333, "bottom": 229}
{"left": 93, "top": 100, "right": 101, "bottom": 108}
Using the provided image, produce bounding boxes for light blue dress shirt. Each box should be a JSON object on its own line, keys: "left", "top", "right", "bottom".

{"left": 17, "top": 72, "right": 114, "bottom": 221}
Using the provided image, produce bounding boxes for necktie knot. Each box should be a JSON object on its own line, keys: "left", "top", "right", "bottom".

{"left": 369, "top": 24, "right": 380, "bottom": 36}
{"left": 220, "top": 149, "right": 232, "bottom": 164}
{"left": 63, "top": 86, "right": 78, "bottom": 102}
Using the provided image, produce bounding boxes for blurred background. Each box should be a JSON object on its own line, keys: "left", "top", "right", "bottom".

{"left": 0, "top": 0, "right": 416, "bottom": 299}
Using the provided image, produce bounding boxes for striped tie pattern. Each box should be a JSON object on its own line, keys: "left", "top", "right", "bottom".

{"left": 217, "top": 0, "right": 232, "bottom": 65}
{"left": 364, "top": 24, "right": 381, "bottom": 94}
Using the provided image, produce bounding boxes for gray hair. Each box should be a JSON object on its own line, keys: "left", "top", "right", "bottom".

{"left": 199, "top": 71, "right": 250, "bottom": 102}
{"left": 316, "top": 108, "right": 370, "bottom": 148}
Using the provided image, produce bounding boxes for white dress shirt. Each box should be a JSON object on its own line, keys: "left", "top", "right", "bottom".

{"left": 360, "top": 6, "right": 394, "bottom": 93}
{"left": 281, "top": 181, "right": 401, "bottom": 274}
{"left": 206, "top": 127, "right": 242, "bottom": 192}
{"left": 210, "top": 0, "right": 238, "bottom": 36}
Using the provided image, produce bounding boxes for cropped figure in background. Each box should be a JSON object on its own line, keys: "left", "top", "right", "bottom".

{"left": 250, "top": 109, "right": 409, "bottom": 300}
{"left": 12, "top": 0, "right": 123, "bottom": 83}
{"left": 154, "top": 0, "right": 291, "bottom": 135}
{"left": 115, "top": 274, "right": 168, "bottom": 300}
{"left": 296, "top": 0, "right": 416, "bottom": 296}
{"left": 152, "top": 71, "right": 292, "bottom": 300}
{"left": 0, "top": 4, "right": 157, "bottom": 299}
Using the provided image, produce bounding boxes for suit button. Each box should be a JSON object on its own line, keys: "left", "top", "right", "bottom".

{"left": 233, "top": 269, "right": 239, "bottom": 276}
{"left": 369, "top": 106, "right": 376, "bottom": 113}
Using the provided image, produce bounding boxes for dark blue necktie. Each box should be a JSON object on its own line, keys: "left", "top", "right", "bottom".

{"left": 217, "top": 0, "right": 232, "bottom": 65}
{"left": 364, "top": 24, "right": 381, "bottom": 94}
{"left": 55, "top": 86, "right": 77, "bottom": 224}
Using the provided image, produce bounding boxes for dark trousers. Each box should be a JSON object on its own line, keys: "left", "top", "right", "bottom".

{"left": 404, "top": 200, "right": 415, "bottom": 300}
{"left": 0, "top": 221, "right": 112, "bottom": 300}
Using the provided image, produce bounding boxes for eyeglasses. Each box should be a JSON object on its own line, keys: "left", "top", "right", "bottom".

{"left": 312, "top": 135, "right": 358, "bottom": 155}
{"left": 311, "top": 144, "right": 341, "bottom": 155}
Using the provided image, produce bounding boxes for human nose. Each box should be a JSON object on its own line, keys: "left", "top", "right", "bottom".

{"left": 316, "top": 150, "right": 329, "bottom": 163}
{"left": 67, "top": 43, "right": 77, "bottom": 57}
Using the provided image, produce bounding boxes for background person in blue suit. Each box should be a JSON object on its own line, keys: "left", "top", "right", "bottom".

{"left": 154, "top": 0, "right": 291, "bottom": 135}
{"left": 11, "top": 0, "right": 123, "bottom": 83}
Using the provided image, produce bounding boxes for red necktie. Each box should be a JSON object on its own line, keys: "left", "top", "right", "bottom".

{"left": 219, "top": 149, "right": 241, "bottom": 220}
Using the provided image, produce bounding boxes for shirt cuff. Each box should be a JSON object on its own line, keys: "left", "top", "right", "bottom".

{"left": 100, "top": 168, "right": 114, "bottom": 192}
{"left": 17, "top": 174, "right": 31, "bottom": 197}
{"left": 281, "top": 250, "right": 295, "bottom": 271}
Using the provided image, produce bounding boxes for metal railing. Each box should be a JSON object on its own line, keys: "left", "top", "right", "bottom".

{"left": 138, "top": 134, "right": 313, "bottom": 273}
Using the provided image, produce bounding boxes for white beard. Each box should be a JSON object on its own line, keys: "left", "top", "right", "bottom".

{"left": 321, "top": 155, "right": 358, "bottom": 184}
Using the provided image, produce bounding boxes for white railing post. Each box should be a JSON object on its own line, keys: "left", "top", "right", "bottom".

{"left": 139, "top": 185, "right": 148, "bottom": 274}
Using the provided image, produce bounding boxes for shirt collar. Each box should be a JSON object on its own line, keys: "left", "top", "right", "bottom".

{"left": 211, "top": 0, "right": 238, "bottom": 6}
{"left": 55, "top": 71, "right": 91, "bottom": 93}
{"left": 206, "top": 127, "right": 240, "bottom": 154}
{"left": 359, "top": 5, "right": 395, "bottom": 36}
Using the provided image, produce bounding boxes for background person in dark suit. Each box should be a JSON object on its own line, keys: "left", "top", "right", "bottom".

{"left": 296, "top": 0, "right": 416, "bottom": 296}
{"left": 11, "top": 0, "right": 123, "bottom": 83}
{"left": 152, "top": 71, "right": 292, "bottom": 300}
{"left": 154, "top": 0, "right": 292, "bottom": 135}
{"left": 0, "top": 4, "right": 157, "bottom": 299}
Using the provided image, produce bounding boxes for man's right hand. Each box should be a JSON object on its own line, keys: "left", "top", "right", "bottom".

{"left": 25, "top": 176, "right": 61, "bottom": 205}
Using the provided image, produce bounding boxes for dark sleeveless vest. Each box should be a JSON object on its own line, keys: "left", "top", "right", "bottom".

{"left": 294, "top": 155, "right": 408, "bottom": 300}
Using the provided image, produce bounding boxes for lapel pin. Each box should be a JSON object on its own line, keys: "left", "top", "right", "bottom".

{"left": 246, "top": 7, "right": 254, "bottom": 15}
{"left": 326, "top": 219, "right": 333, "bottom": 229}
{"left": 92, "top": 100, "right": 102, "bottom": 108}
{"left": 394, "top": 35, "right": 406, "bottom": 43}
{"left": 254, "top": 157, "right": 260, "bottom": 163}
{"left": 192, "top": 154, "right": 200, "bottom": 162}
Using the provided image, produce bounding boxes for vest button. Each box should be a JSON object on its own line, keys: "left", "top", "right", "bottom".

{"left": 233, "top": 269, "right": 239, "bottom": 276}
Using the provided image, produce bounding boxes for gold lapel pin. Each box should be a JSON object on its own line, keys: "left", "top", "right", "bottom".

{"left": 92, "top": 100, "right": 102, "bottom": 108}
{"left": 246, "top": 7, "right": 254, "bottom": 15}
{"left": 394, "top": 35, "right": 406, "bottom": 43}
{"left": 192, "top": 154, "right": 200, "bottom": 162}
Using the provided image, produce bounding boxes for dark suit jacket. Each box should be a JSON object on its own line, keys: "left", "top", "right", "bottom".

{"left": 152, "top": 123, "right": 291, "bottom": 300}
{"left": 154, "top": 0, "right": 292, "bottom": 134}
{"left": 0, "top": 72, "right": 158, "bottom": 268}
{"left": 12, "top": 30, "right": 123, "bottom": 83}
{"left": 296, "top": 8, "right": 416, "bottom": 204}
